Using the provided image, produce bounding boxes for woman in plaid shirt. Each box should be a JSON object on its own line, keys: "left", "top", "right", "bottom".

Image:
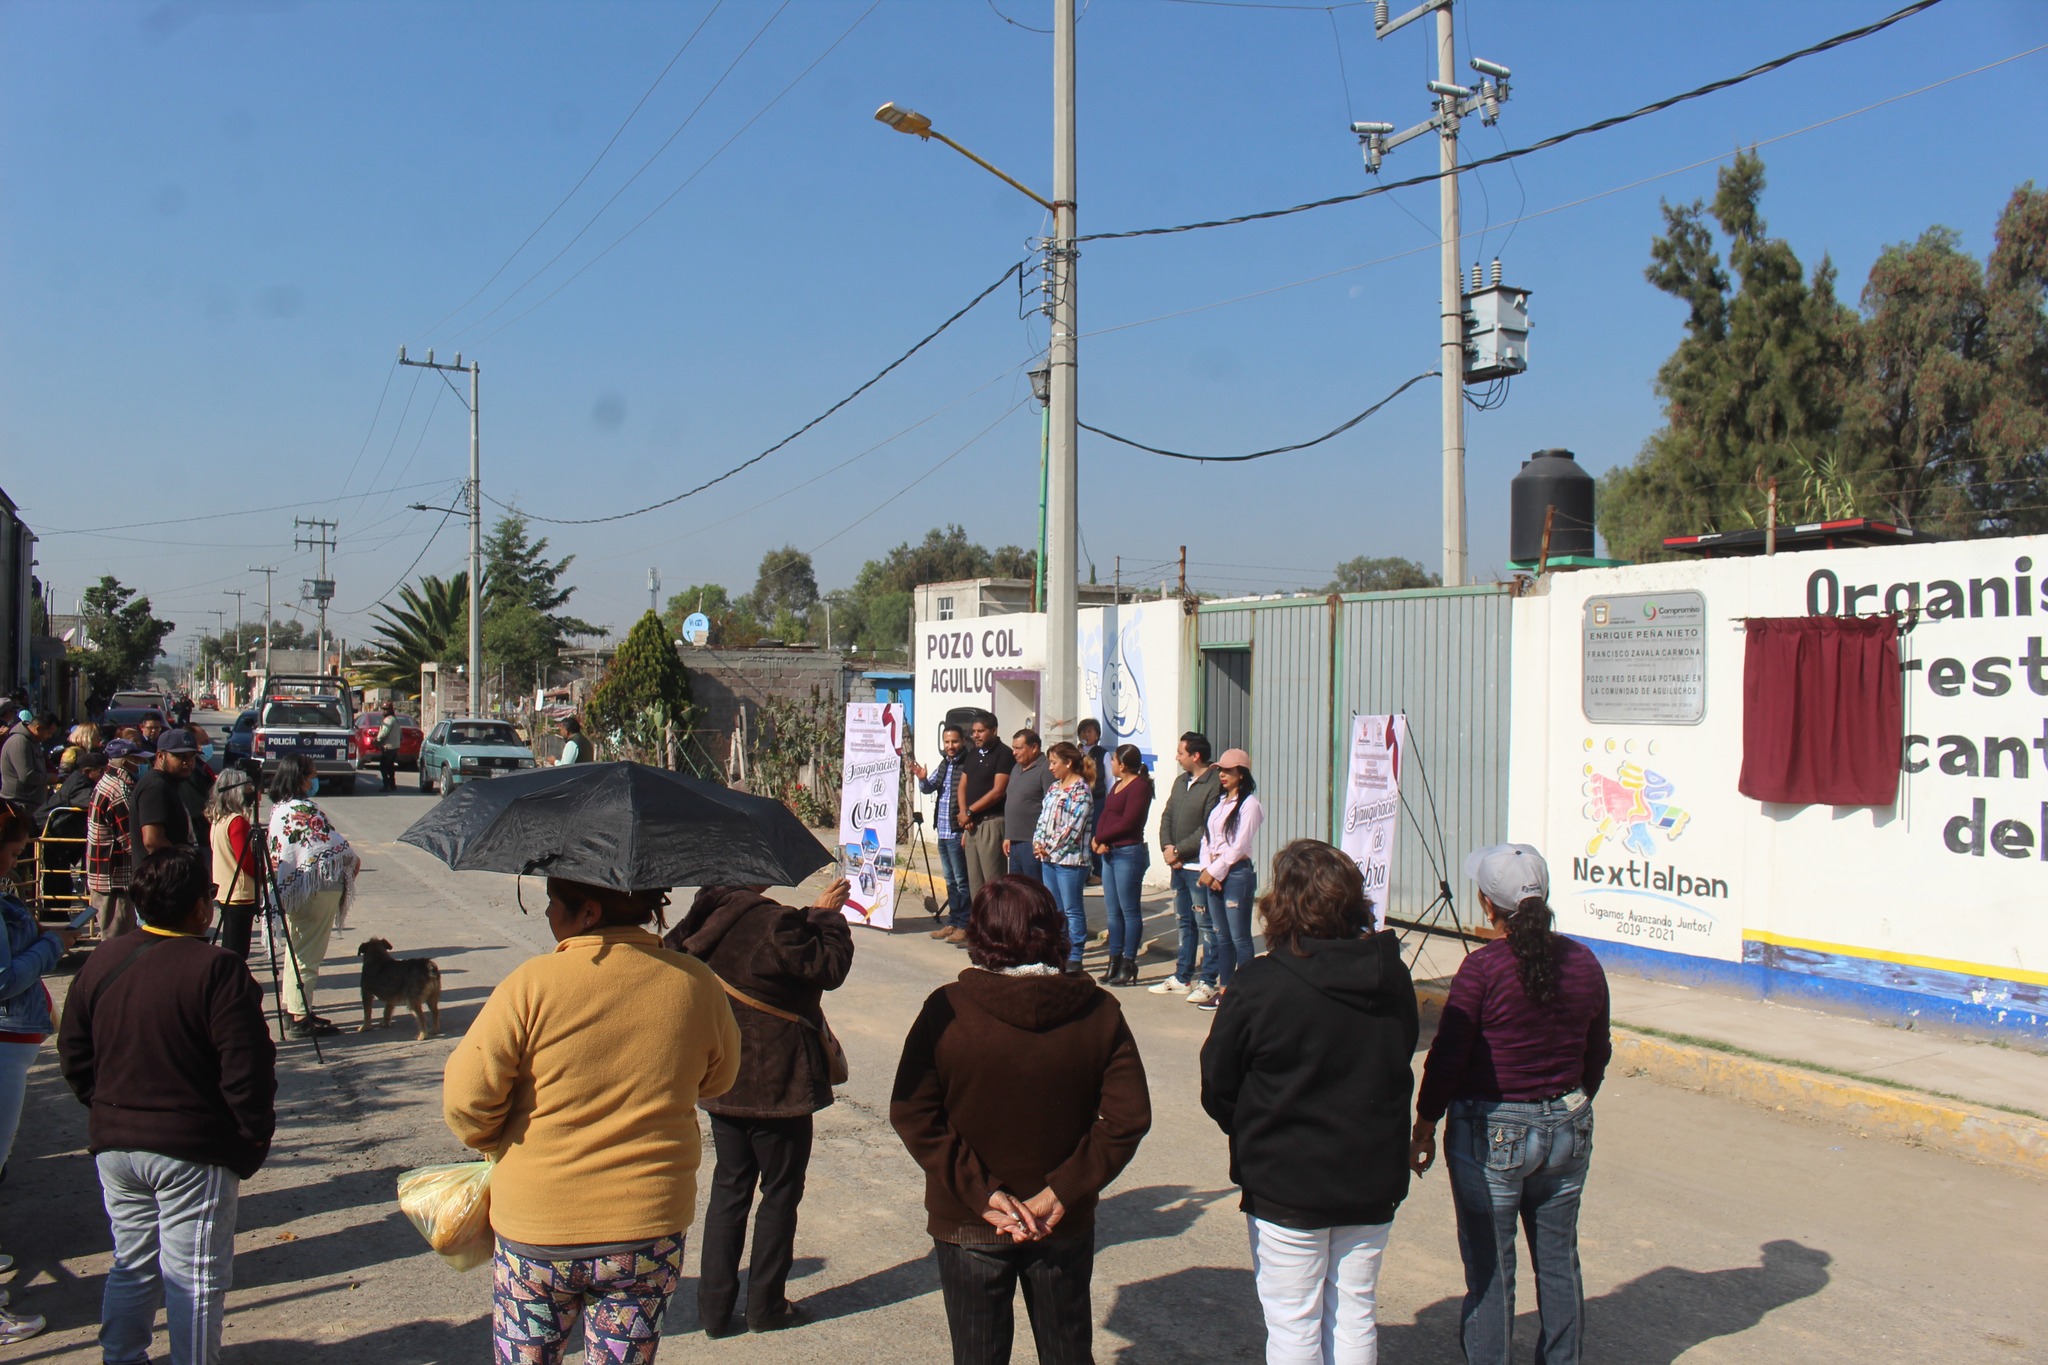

{"left": 1032, "top": 742, "right": 1098, "bottom": 975}
{"left": 85, "top": 739, "right": 144, "bottom": 938}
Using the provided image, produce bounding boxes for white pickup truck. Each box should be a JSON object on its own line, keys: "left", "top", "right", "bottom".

{"left": 252, "top": 675, "right": 360, "bottom": 795}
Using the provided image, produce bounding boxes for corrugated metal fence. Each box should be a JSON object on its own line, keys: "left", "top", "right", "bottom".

{"left": 1196, "top": 586, "right": 1514, "bottom": 929}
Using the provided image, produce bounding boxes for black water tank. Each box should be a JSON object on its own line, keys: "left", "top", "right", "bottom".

{"left": 1510, "top": 448, "right": 1595, "bottom": 563}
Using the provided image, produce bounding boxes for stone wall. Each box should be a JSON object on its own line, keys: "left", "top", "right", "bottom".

{"left": 682, "top": 646, "right": 851, "bottom": 775}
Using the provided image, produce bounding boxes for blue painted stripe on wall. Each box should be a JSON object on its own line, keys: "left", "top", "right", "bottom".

{"left": 1571, "top": 935, "right": 2048, "bottom": 1044}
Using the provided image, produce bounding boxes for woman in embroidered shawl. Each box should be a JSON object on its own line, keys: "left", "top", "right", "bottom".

{"left": 265, "top": 754, "right": 359, "bottom": 1038}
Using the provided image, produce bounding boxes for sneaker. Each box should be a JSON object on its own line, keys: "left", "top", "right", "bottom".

{"left": 1148, "top": 976, "right": 1190, "bottom": 996}
{"left": 0, "top": 1308, "right": 45, "bottom": 1344}
{"left": 1197, "top": 993, "right": 1222, "bottom": 1012}
{"left": 1185, "top": 982, "right": 1218, "bottom": 1005}
{"left": 0, "top": 1252, "right": 12, "bottom": 1275}
{"left": 286, "top": 1015, "right": 341, "bottom": 1039}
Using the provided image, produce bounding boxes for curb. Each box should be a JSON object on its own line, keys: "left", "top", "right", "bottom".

{"left": 1415, "top": 984, "right": 2048, "bottom": 1175}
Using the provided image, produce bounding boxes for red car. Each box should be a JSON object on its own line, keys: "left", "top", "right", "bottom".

{"left": 354, "top": 712, "right": 424, "bottom": 770}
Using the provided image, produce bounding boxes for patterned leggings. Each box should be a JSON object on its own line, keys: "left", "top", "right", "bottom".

{"left": 492, "top": 1235, "right": 686, "bottom": 1364}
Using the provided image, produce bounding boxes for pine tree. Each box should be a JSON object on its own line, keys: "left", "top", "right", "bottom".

{"left": 586, "top": 611, "right": 694, "bottom": 758}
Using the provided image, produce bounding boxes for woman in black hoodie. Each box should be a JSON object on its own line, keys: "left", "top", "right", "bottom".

{"left": 667, "top": 877, "right": 854, "bottom": 1337}
{"left": 1200, "top": 839, "right": 1418, "bottom": 1365}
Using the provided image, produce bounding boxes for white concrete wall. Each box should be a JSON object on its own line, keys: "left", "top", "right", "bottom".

{"left": 1509, "top": 535, "right": 2048, "bottom": 991}
{"left": 909, "top": 599, "right": 1191, "bottom": 891}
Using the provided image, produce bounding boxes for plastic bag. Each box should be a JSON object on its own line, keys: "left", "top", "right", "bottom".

{"left": 396, "top": 1160, "right": 494, "bottom": 1272}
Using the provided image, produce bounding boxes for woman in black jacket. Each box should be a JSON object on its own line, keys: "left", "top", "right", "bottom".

{"left": 667, "top": 877, "right": 853, "bottom": 1337}
{"left": 1200, "top": 839, "right": 1418, "bottom": 1365}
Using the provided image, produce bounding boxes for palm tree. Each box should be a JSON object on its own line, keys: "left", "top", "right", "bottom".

{"left": 359, "top": 572, "right": 468, "bottom": 697}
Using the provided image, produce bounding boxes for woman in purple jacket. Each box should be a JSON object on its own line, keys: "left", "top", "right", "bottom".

{"left": 1410, "top": 844, "right": 1612, "bottom": 1365}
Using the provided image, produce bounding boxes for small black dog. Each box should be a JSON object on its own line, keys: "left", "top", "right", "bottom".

{"left": 357, "top": 938, "right": 442, "bottom": 1039}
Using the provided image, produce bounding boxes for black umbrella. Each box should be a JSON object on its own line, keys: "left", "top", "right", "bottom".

{"left": 397, "top": 761, "right": 832, "bottom": 892}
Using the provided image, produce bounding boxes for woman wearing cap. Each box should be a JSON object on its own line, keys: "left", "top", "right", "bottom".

{"left": 206, "top": 768, "right": 262, "bottom": 963}
{"left": 1410, "top": 844, "right": 1612, "bottom": 1365}
{"left": 1201, "top": 839, "right": 1416, "bottom": 1364}
{"left": 265, "top": 755, "right": 359, "bottom": 1037}
{"left": 1194, "top": 749, "right": 1264, "bottom": 1011}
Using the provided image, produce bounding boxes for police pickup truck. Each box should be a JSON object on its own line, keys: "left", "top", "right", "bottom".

{"left": 251, "top": 674, "right": 360, "bottom": 795}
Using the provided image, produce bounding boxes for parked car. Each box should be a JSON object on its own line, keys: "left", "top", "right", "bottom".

{"left": 354, "top": 712, "right": 424, "bottom": 770}
{"left": 224, "top": 709, "right": 258, "bottom": 774}
{"left": 108, "top": 689, "right": 169, "bottom": 713}
{"left": 418, "top": 717, "right": 536, "bottom": 793}
{"left": 196, "top": 693, "right": 219, "bottom": 711}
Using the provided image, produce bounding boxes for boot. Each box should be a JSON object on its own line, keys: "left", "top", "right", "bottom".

{"left": 1117, "top": 955, "right": 1140, "bottom": 986}
{"left": 1099, "top": 955, "right": 1124, "bottom": 985}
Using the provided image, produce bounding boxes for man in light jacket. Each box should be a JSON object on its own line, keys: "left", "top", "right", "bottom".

{"left": 1150, "top": 731, "right": 1222, "bottom": 999}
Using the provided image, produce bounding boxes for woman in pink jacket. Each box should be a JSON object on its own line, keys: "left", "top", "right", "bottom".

{"left": 1196, "top": 748, "right": 1264, "bottom": 1012}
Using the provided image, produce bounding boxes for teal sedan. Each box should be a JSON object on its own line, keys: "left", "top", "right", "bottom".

{"left": 418, "top": 717, "right": 537, "bottom": 793}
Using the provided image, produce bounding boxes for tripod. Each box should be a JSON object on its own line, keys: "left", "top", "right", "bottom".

{"left": 215, "top": 796, "right": 325, "bottom": 1063}
{"left": 1381, "top": 714, "right": 1475, "bottom": 973}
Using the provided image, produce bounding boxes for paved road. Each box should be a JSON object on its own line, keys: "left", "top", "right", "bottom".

{"left": 12, "top": 776, "right": 2046, "bottom": 1362}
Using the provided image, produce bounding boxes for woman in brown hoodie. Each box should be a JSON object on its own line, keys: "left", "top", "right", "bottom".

{"left": 891, "top": 875, "right": 1152, "bottom": 1364}
{"left": 666, "top": 877, "right": 853, "bottom": 1337}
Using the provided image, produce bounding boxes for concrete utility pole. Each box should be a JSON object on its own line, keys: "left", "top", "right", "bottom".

{"left": 248, "top": 566, "right": 277, "bottom": 679}
{"left": 1043, "top": 0, "right": 1080, "bottom": 740}
{"left": 399, "top": 347, "right": 482, "bottom": 714}
{"left": 1361, "top": 0, "right": 1514, "bottom": 587}
{"left": 294, "top": 516, "right": 338, "bottom": 670}
{"left": 648, "top": 566, "right": 661, "bottom": 617}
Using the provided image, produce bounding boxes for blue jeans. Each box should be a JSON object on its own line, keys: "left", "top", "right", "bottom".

{"left": 1205, "top": 859, "right": 1258, "bottom": 988}
{"left": 1169, "top": 865, "right": 1211, "bottom": 983}
{"left": 1042, "top": 861, "right": 1088, "bottom": 963}
{"left": 1446, "top": 1095, "right": 1595, "bottom": 1365}
{"left": 97, "top": 1149, "right": 241, "bottom": 1365}
{"left": 0, "top": 1040, "right": 37, "bottom": 1171}
{"left": 936, "top": 835, "right": 970, "bottom": 926}
{"left": 1006, "top": 842, "right": 1044, "bottom": 883}
{"left": 1100, "top": 844, "right": 1149, "bottom": 959}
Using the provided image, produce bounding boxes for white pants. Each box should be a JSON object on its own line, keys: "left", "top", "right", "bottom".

{"left": 1247, "top": 1215, "right": 1390, "bottom": 1365}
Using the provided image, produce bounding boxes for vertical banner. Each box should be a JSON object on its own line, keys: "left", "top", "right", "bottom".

{"left": 1340, "top": 713, "right": 1406, "bottom": 929}
{"left": 838, "top": 702, "right": 905, "bottom": 930}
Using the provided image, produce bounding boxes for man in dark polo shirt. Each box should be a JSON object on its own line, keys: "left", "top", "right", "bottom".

{"left": 132, "top": 729, "right": 199, "bottom": 855}
{"left": 1001, "top": 728, "right": 1049, "bottom": 884}
{"left": 954, "top": 712, "right": 1014, "bottom": 901}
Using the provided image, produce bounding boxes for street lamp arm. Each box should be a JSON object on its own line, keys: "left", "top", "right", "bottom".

{"left": 927, "top": 130, "right": 1055, "bottom": 212}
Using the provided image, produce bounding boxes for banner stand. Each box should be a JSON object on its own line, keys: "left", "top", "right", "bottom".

{"left": 1345, "top": 712, "right": 1480, "bottom": 966}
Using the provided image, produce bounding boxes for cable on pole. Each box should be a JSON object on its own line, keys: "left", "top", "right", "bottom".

{"left": 1080, "top": 0, "right": 1947, "bottom": 242}
{"left": 502, "top": 258, "right": 1028, "bottom": 525}
{"left": 1080, "top": 370, "right": 1436, "bottom": 463}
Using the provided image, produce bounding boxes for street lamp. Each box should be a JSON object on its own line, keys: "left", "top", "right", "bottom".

{"left": 873, "top": 103, "right": 1054, "bottom": 212}
{"left": 874, "top": 58, "right": 1082, "bottom": 746}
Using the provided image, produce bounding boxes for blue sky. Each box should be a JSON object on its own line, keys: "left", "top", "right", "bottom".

{"left": 4, "top": 0, "right": 2044, "bottom": 657}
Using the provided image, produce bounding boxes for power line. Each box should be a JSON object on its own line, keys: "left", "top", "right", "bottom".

{"left": 498, "top": 257, "right": 1026, "bottom": 526}
{"left": 1081, "top": 370, "right": 1436, "bottom": 463}
{"left": 1076, "top": 41, "right": 2045, "bottom": 340}
{"left": 468, "top": 0, "right": 883, "bottom": 347}
{"left": 338, "top": 504, "right": 458, "bottom": 617}
{"left": 445, "top": 0, "right": 789, "bottom": 344}
{"left": 1080, "top": 0, "right": 1946, "bottom": 242}
{"left": 37, "top": 479, "right": 454, "bottom": 536}
{"left": 415, "top": 0, "right": 729, "bottom": 341}
{"left": 333, "top": 358, "right": 398, "bottom": 506}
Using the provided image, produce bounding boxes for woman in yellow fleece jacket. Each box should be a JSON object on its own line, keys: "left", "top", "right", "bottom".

{"left": 444, "top": 877, "right": 740, "bottom": 1365}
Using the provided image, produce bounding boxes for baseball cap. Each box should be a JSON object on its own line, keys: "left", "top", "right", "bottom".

{"left": 1217, "top": 748, "right": 1253, "bottom": 770}
{"left": 104, "top": 738, "right": 142, "bottom": 760}
{"left": 156, "top": 728, "right": 201, "bottom": 755}
{"left": 1464, "top": 843, "right": 1549, "bottom": 910}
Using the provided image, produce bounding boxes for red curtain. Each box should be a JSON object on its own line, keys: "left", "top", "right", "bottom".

{"left": 1738, "top": 616, "right": 1902, "bottom": 806}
